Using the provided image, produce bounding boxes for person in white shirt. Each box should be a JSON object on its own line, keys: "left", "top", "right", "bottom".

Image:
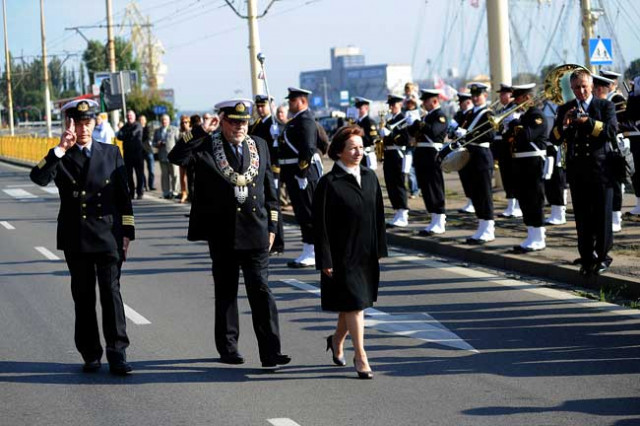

{"left": 92, "top": 112, "right": 115, "bottom": 144}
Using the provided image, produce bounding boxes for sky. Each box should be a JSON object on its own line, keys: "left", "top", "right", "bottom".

{"left": 3, "top": 0, "right": 640, "bottom": 111}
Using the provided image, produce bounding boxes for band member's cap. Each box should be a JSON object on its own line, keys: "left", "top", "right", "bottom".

{"left": 467, "top": 82, "right": 490, "bottom": 95}
{"left": 420, "top": 89, "right": 443, "bottom": 100}
{"left": 254, "top": 94, "right": 274, "bottom": 105}
{"left": 456, "top": 91, "right": 472, "bottom": 101}
{"left": 215, "top": 99, "right": 253, "bottom": 121}
{"left": 61, "top": 98, "right": 99, "bottom": 120}
{"left": 511, "top": 83, "right": 536, "bottom": 97}
{"left": 592, "top": 74, "right": 615, "bottom": 87}
{"left": 600, "top": 70, "right": 621, "bottom": 80}
{"left": 386, "top": 94, "right": 404, "bottom": 105}
{"left": 496, "top": 83, "right": 513, "bottom": 93}
{"left": 285, "top": 87, "right": 312, "bottom": 99}
{"left": 354, "top": 97, "right": 372, "bottom": 107}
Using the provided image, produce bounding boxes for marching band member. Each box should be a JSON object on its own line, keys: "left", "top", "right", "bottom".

{"left": 625, "top": 76, "right": 640, "bottom": 216}
{"left": 411, "top": 89, "right": 448, "bottom": 235}
{"left": 353, "top": 97, "right": 380, "bottom": 169}
{"left": 450, "top": 92, "right": 476, "bottom": 214}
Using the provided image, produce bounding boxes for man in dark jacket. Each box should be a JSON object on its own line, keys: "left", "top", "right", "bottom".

{"left": 168, "top": 99, "right": 290, "bottom": 368}
{"left": 30, "top": 99, "right": 135, "bottom": 375}
{"left": 353, "top": 97, "right": 379, "bottom": 169}
{"left": 117, "top": 109, "right": 145, "bottom": 199}
{"left": 550, "top": 69, "right": 618, "bottom": 275}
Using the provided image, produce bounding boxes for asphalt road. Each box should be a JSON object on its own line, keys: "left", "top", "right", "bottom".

{"left": 1, "top": 161, "right": 640, "bottom": 426}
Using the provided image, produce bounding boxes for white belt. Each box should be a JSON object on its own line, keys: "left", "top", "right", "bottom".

{"left": 513, "top": 149, "right": 546, "bottom": 159}
{"left": 494, "top": 135, "right": 503, "bottom": 141}
{"left": 280, "top": 158, "right": 298, "bottom": 165}
{"left": 364, "top": 146, "right": 375, "bottom": 153}
{"left": 624, "top": 131, "right": 640, "bottom": 137}
{"left": 469, "top": 142, "right": 490, "bottom": 148}
{"left": 416, "top": 142, "right": 443, "bottom": 149}
{"left": 384, "top": 145, "right": 405, "bottom": 151}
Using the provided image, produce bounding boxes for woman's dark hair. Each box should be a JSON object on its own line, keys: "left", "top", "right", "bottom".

{"left": 328, "top": 125, "right": 364, "bottom": 161}
{"left": 190, "top": 114, "right": 202, "bottom": 127}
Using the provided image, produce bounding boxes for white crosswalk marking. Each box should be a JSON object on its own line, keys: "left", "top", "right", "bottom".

{"left": 267, "top": 419, "right": 303, "bottom": 426}
{"left": 40, "top": 186, "right": 58, "bottom": 194}
{"left": 3, "top": 188, "right": 38, "bottom": 199}
{"left": 0, "top": 221, "right": 15, "bottom": 230}
{"left": 280, "top": 278, "right": 478, "bottom": 353}
{"left": 124, "top": 304, "right": 152, "bottom": 325}
{"left": 34, "top": 246, "right": 60, "bottom": 260}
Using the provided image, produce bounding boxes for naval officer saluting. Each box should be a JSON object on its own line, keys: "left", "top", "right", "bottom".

{"left": 168, "top": 99, "right": 291, "bottom": 368}
{"left": 30, "top": 99, "right": 135, "bottom": 375}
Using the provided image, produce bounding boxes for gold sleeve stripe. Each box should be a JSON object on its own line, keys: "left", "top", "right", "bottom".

{"left": 369, "top": 131, "right": 378, "bottom": 136}
{"left": 270, "top": 211, "right": 279, "bottom": 222}
{"left": 592, "top": 120, "right": 603, "bottom": 137}
{"left": 552, "top": 127, "right": 561, "bottom": 140}
{"left": 122, "top": 215, "right": 135, "bottom": 226}
{"left": 184, "top": 131, "right": 193, "bottom": 142}
{"left": 299, "top": 160, "right": 309, "bottom": 170}
{"left": 37, "top": 158, "right": 47, "bottom": 169}
{"left": 271, "top": 165, "right": 281, "bottom": 173}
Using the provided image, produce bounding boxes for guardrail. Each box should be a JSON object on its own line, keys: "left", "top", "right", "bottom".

{"left": 0, "top": 136, "right": 123, "bottom": 166}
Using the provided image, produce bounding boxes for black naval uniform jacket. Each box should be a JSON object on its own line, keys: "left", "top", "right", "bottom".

{"left": 508, "top": 107, "right": 548, "bottom": 173}
{"left": 168, "top": 127, "right": 279, "bottom": 251}
{"left": 280, "top": 109, "right": 318, "bottom": 179}
{"left": 250, "top": 115, "right": 279, "bottom": 170}
{"left": 382, "top": 112, "right": 410, "bottom": 148}
{"left": 462, "top": 106, "right": 495, "bottom": 171}
{"left": 411, "top": 107, "right": 448, "bottom": 145}
{"left": 550, "top": 97, "right": 618, "bottom": 185}
{"left": 356, "top": 114, "right": 379, "bottom": 149}
{"left": 30, "top": 143, "right": 135, "bottom": 253}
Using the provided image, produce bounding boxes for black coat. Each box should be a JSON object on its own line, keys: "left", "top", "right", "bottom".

{"left": 550, "top": 97, "right": 618, "bottom": 184}
{"left": 313, "top": 164, "right": 388, "bottom": 312}
{"left": 462, "top": 106, "right": 495, "bottom": 171}
{"left": 30, "top": 142, "right": 135, "bottom": 253}
{"left": 382, "top": 112, "right": 410, "bottom": 147}
{"left": 356, "top": 114, "right": 379, "bottom": 148}
{"left": 168, "top": 127, "right": 279, "bottom": 251}
{"left": 117, "top": 122, "right": 144, "bottom": 159}
{"left": 250, "top": 115, "right": 279, "bottom": 168}
{"left": 280, "top": 109, "right": 317, "bottom": 178}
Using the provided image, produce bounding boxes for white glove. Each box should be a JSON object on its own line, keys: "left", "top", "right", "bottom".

{"left": 274, "top": 178, "right": 279, "bottom": 189}
{"left": 295, "top": 176, "right": 308, "bottom": 190}
{"left": 270, "top": 124, "right": 280, "bottom": 140}
{"left": 379, "top": 127, "right": 391, "bottom": 137}
{"left": 454, "top": 128, "right": 468, "bottom": 138}
{"left": 405, "top": 114, "right": 415, "bottom": 126}
{"left": 543, "top": 156, "right": 554, "bottom": 180}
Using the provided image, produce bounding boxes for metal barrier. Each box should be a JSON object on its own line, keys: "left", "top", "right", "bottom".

{"left": 0, "top": 136, "right": 123, "bottom": 166}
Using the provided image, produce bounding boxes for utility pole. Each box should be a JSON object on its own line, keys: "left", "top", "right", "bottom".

{"left": 39, "top": 0, "right": 52, "bottom": 137}
{"left": 321, "top": 77, "right": 329, "bottom": 109}
{"left": 146, "top": 16, "right": 156, "bottom": 90}
{"left": 486, "top": 0, "right": 512, "bottom": 95}
{"left": 581, "top": 0, "right": 597, "bottom": 73}
{"left": 106, "top": 0, "right": 119, "bottom": 127}
{"left": 2, "top": 0, "right": 14, "bottom": 135}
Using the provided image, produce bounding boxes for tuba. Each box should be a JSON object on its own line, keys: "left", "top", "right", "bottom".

{"left": 438, "top": 64, "right": 589, "bottom": 173}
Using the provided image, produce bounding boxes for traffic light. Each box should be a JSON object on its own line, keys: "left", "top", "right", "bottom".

{"left": 100, "top": 78, "right": 123, "bottom": 112}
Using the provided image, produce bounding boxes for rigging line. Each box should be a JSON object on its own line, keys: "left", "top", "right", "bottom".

{"left": 410, "top": 0, "right": 427, "bottom": 72}
{"left": 599, "top": 0, "right": 626, "bottom": 71}
{"left": 610, "top": 0, "right": 640, "bottom": 46}
{"left": 461, "top": 5, "right": 486, "bottom": 81}
{"left": 623, "top": 0, "right": 640, "bottom": 23}
{"left": 536, "top": 2, "right": 566, "bottom": 74}
{"left": 429, "top": 0, "right": 456, "bottom": 78}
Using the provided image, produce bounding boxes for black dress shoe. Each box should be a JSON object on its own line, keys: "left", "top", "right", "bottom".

{"left": 109, "top": 361, "right": 132, "bottom": 376}
{"left": 579, "top": 265, "right": 592, "bottom": 277}
{"left": 287, "top": 261, "right": 314, "bottom": 269}
{"left": 418, "top": 230, "right": 434, "bottom": 236}
{"left": 219, "top": 354, "right": 245, "bottom": 365}
{"left": 326, "top": 335, "right": 346, "bottom": 366}
{"left": 82, "top": 359, "right": 101, "bottom": 373}
{"left": 594, "top": 262, "right": 608, "bottom": 275}
{"left": 466, "top": 238, "right": 487, "bottom": 245}
{"left": 261, "top": 354, "right": 292, "bottom": 368}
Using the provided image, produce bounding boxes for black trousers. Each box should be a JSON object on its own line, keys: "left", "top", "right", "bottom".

{"left": 545, "top": 165, "right": 567, "bottom": 205}
{"left": 613, "top": 181, "right": 623, "bottom": 211}
{"left": 64, "top": 251, "right": 129, "bottom": 363}
{"left": 498, "top": 153, "right": 517, "bottom": 199}
{"left": 460, "top": 164, "right": 494, "bottom": 220}
{"left": 208, "top": 244, "right": 282, "bottom": 362}
{"left": 514, "top": 158, "right": 545, "bottom": 227}
{"left": 630, "top": 145, "right": 640, "bottom": 196}
{"left": 414, "top": 148, "right": 445, "bottom": 214}
{"left": 271, "top": 172, "right": 285, "bottom": 252}
{"left": 458, "top": 167, "right": 473, "bottom": 199}
{"left": 383, "top": 150, "right": 408, "bottom": 210}
{"left": 281, "top": 165, "right": 319, "bottom": 244}
{"left": 569, "top": 180, "right": 613, "bottom": 266}
{"left": 124, "top": 154, "right": 145, "bottom": 197}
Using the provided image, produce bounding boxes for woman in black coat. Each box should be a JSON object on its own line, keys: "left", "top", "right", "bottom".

{"left": 313, "top": 125, "right": 388, "bottom": 379}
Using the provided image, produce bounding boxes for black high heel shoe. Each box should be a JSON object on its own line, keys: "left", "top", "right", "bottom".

{"left": 325, "top": 335, "right": 346, "bottom": 366}
{"left": 353, "top": 357, "right": 373, "bottom": 380}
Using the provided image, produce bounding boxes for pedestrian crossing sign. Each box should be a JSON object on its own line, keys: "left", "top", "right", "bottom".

{"left": 589, "top": 38, "right": 613, "bottom": 65}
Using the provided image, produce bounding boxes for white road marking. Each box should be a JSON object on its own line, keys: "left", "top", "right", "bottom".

{"left": 123, "top": 303, "right": 151, "bottom": 325}
{"left": 6, "top": 183, "right": 36, "bottom": 188}
{"left": 388, "top": 250, "right": 640, "bottom": 320}
{"left": 40, "top": 186, "right": 58, "bottom": 194}
{"left": 3, "top": 188, "right": 38, "bottom": 199}
{"left": 280, "top": 278, "right": 478, "bottom": 353}
{"left": 0, "top": 221, "right": 15, "bottom": 230}
{"left": 267, "top": 419, "right": 302, "bottom": 426}
{"left": 34, "top": 246, "right": 60, "bottom": 260}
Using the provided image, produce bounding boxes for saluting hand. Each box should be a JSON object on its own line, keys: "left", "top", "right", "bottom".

{"left": 58, "top": 118, "right": 77, "bottom": 151}
{"left": 202, "top": 115, "right": 220, "bottom": 133}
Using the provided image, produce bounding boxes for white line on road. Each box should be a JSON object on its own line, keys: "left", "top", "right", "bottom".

{"left": 6, "top": 183, "right": 36, "bottom": 188}
{"left": 3, "top": 188, "right": 37, "bottom": 199}
{"left": 34, "top": 246, "right": 60, "bottom": 260}
{"left": 0, "top": 221, "right": 15, "bottom": 230}
{"left": 267, "top": 419, "right": 302, "bottom": 426}
{"left": 123, "top": 303, "right": 151, "bottom": 325}
{"left": 40, "top": 186, "right": 58, "bottom": 194}
{"left": 280, "top": 278, "right": 478, "bottom": 353}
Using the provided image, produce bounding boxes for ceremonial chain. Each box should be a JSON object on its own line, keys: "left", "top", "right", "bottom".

{"left": 212, "top": 133, "right": 260, "bottom": 204}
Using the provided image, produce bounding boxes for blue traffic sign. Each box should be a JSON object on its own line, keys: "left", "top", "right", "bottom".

{"left": 589, "top": 38, "right": 613, "bottom": 65}
{"left": 152, "top": 105, "right": 168, "bottom": 115}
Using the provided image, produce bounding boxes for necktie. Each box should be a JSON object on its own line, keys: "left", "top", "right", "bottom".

{"left": 82, "top": 147, "right": 91, "bottom": 159}
{"left": 235, "top": 145, "right": 242, "bottom": 163}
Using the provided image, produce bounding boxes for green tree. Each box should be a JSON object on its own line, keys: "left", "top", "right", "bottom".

{"left": 83, "top": 37, "right": 142, "bottom": 86}
{"left": 126, "top": 88, "right": 175, "bottom": 121}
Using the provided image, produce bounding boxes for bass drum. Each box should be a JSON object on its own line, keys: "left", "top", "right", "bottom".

{"left": 438, "top": 146, "right": 471, "bottom": 173}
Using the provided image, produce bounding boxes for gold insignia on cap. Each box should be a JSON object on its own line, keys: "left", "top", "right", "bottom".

{"left": 534, "top": 117, "right": 543, "bottom": 125}
{"left": 370, "top": 125, "right": 376, "bottom": 130}
{"left": 235, "top": 103, "right": 246, "bottom": 113}
{"left": 439, "top": 116, "right": 446, "bottom": 123}
{"left": 77, "top": 102, "right": 89, "bottom": 112}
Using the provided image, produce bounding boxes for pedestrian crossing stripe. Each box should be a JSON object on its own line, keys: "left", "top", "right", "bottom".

{"left": 589, "top": 38, "right": 613, "bottom": 65}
